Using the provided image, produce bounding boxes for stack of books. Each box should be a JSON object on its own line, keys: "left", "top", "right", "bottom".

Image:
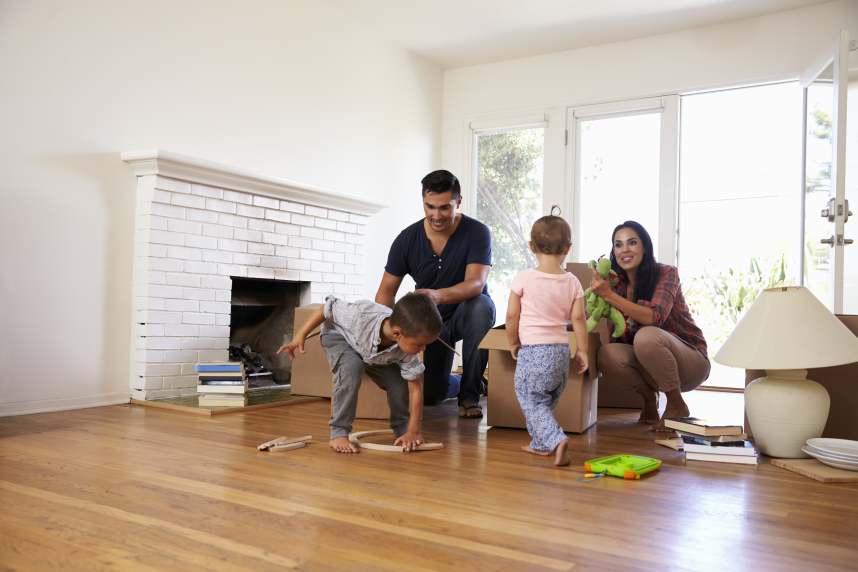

{"left": 664, "top": 417, "right": 758, "bottom": 465}
{"left": 196, "top": 361, "right": 248, "bottom": 407}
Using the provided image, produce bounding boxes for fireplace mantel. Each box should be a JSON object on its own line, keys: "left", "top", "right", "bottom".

{"left": 121, "top": 150, "right": 385, "bottom": 216}
{"left": 123, "top": 150, "right": 380, "bottom": 400}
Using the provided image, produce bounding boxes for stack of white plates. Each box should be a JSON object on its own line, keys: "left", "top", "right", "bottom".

{"left": 802, "top": 438, "right": 858, "bottom": 471}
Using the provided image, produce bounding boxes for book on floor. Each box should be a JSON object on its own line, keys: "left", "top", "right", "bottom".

{"left": 680, "top": 434, "right": 754, "bottom": 447}
{"left": 685, "top": 451, "right": 759, "bottom": 465}
{"left": 197, "top": 373, "right": 246, "bottom": 382}
{"left": 198, "top": 394, "right": 248, "bottom": 407}
{"left": 196, "top": 362, "right": 244, "bottom": 373}
{"left": 682, "top": 440, "right": 757, "bottom": 456}
{"left": 196, "top": 384, "right": 247, "bottom": 394}
{"left": 197, "top": 379, "right": 245, "bottom": 386}
{"left": 664, "top": 417, "right": 744, "bottom": 437}
{"left": 655, "top": 438, "right": 684, "bottom": 451}
{"left": 675, "top": 430, "right": 748, "bottom": 443}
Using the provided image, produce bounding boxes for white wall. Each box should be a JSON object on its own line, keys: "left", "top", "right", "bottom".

{"left": 442, "top": 0, "right": 858, "bottom": 194}
{"left": 0, "top": 0, "right": 442, "bottom": 415}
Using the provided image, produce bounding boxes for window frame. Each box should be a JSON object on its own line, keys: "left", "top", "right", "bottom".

{"left": 564, "top": 95, "right": 680, "bottom": 265}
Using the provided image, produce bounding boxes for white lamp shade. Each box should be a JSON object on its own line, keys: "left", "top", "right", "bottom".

{"left": 714, "top": 286, "right": 858, "bottom": 370}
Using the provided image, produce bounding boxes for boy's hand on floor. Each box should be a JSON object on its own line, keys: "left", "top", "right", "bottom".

{"left": 394, "top": 431, "right": 423, "bottom": 452}
{"left": 276, "top": 337, "right": 305, "bottom": 360}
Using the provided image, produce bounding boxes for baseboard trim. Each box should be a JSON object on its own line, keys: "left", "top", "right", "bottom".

{"left": 0, "top": 393, "right": 131, "bottom": 417}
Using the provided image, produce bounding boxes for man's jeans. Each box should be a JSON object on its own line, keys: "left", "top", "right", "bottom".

{"left": 423, "top": 294, "right": 495, "bottom": 406}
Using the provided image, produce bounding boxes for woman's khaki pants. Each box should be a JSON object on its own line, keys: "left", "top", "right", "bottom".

{"left": 597, "top": 326, "right": 710, "bottom": 395}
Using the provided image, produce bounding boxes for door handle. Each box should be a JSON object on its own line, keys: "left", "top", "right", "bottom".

{"left": 822, "top": 235, "right": 854, "bottom": 246}
{"left": 822, "top": 199, "right": 853, "bottom": 222}
{"left": 822, "top": 198, "right": 836, "bottom": 222}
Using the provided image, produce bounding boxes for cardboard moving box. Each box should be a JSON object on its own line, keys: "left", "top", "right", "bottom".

{"left": 290, "top": 303, "right": 391, "bottom": 419}
{"left": 566, "top": 262, "right": 641, "bottom": 409}
{"left": 479, "top": 326, "right": 600, "bottom": 433}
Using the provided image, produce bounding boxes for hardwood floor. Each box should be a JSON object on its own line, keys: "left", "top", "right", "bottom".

{"left": 1, "top": 399, "right": 856, "bottom": 571}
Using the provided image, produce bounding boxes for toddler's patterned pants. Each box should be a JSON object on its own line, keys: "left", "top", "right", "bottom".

{"left": 514, "top": 344, "right": 570, "bottom": 453}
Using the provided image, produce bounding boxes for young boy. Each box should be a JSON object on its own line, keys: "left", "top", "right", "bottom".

{"left": 278, "top": 293, "right": 442, "bottom": 454}
{"left": 506, "top": 215, "right": 588, "bottom": 467}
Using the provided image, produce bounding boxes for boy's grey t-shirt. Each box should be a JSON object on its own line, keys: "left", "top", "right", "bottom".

{"left": 320, "top": 295, "right": 425, "bottom": 380}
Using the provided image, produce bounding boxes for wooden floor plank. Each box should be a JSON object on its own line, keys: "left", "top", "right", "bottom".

{"left": 1, "top": 400, "right": 857, "bottom": 571}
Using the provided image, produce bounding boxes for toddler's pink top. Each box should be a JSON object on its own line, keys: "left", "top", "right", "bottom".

{"left": 510, "top": 268, "right": 584, "bottom": 345}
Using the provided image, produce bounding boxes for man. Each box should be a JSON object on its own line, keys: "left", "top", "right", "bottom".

{"left": 376, "top": 169, "right": 495, "bottom": 418}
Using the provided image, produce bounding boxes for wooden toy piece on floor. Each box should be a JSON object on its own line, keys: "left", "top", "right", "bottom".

{"left": 584, "top": 454, "right": 662, "bottom": 479}
{"left": 257, "top": 434, "right": 312, "bottom": 451}
{"left": 348, "top": 429, "right": 444, "bottom": 452}
{"left": 270, "top": 441, "right": 307, "bottom": 452}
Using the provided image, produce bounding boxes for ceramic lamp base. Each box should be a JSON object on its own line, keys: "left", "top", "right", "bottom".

{"left": 745, "top": 369, "right": 830, "bottom": 458}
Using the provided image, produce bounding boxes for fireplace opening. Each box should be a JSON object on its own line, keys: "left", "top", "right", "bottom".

{"left": 230, "top": 277, "right": 309, "bottom": 387}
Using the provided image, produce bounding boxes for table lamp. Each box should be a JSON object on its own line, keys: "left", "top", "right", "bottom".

{"left": 715, "top": 286, "right": 858, "bottom": 458}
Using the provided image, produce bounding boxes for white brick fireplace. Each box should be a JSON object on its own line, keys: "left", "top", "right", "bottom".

{"left": 122, "top": 150, "right": 385, "bottom": 400}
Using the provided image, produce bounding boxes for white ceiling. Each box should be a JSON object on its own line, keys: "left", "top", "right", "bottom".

{"left": 326, "top": 0, "right": 832, "bottom": 68}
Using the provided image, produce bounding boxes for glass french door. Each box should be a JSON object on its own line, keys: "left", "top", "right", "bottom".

{"left": 567, "top": 97, "right": 679, "bottom": 265}
{"left": 802, "top": 30, "right": 854, "bottom": 313}
{"left": 677, "top": 82, "right": 803, "bottom": 388}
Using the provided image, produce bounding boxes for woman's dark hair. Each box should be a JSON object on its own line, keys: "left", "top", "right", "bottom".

{"left": 389, "top": 293, "right": 443, "bottom": 337}
{"left": 421, "top": 169, "right": 461, "bottom": 200}
{"left": 610, "top": 220, "right": 659, "bottom": 302}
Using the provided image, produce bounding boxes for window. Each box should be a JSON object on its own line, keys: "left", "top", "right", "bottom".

{"left": 575, "top": 111, "right": 662, "bottom": 260}
{"left": 473, "top": 126, "right": 546, "bottom": 323}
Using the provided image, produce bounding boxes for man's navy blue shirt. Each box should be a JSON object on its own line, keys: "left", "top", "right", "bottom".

{"left": 385, "top": 214, "right": 492, "bottom": 320}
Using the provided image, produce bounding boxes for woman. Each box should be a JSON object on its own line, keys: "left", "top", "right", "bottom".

{"left": 592, "top": 221, "right": 710, "bottom": 429}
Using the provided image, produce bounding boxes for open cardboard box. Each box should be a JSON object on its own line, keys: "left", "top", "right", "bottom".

{"left": 479, "top": 326, "right": 600, "bottom": 433}
{"left": 566, "top": 262, "right": 642, "bottom": 409}
{"left": 746, "top": 314, "right": 858, "bottom": 440}
{"left": 290, "top": 303, "right": 391, "bottom": 419}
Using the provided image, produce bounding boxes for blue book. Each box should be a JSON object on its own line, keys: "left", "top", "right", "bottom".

{"left": 196, "top": 363, "right": 243, "bottom": 373}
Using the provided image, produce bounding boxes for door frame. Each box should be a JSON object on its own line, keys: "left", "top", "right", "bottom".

{"left": 564, "top": 95, "right": 680, "bottom": 265}
{"left": 800, "top": 29, "right": 851, "bottom": 312}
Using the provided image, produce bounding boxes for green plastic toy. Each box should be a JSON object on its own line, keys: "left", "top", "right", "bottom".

{"left": 584, "top": 454, "right": 662, "bottom": 480}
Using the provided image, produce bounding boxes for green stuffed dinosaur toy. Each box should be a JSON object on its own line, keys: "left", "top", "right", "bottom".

{"left": 583, "top": 257, "right": 626, "bottom": 338}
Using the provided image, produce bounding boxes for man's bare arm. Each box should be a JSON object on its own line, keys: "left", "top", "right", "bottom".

{"left": 375, "top": 271, "right": 404, "bottom": 309}
{"left": 416, "top": 263, "right": 490, "bottom": 306}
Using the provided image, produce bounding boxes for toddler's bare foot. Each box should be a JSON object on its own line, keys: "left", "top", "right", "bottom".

{"left": 329, "top": 437, "right": 360, "bottom": 454}
{"left": 521, "top": 445, "right": 551, "bottom": 456}
{"left": 553, "top": 439, "right": 570, "bottom": 467}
